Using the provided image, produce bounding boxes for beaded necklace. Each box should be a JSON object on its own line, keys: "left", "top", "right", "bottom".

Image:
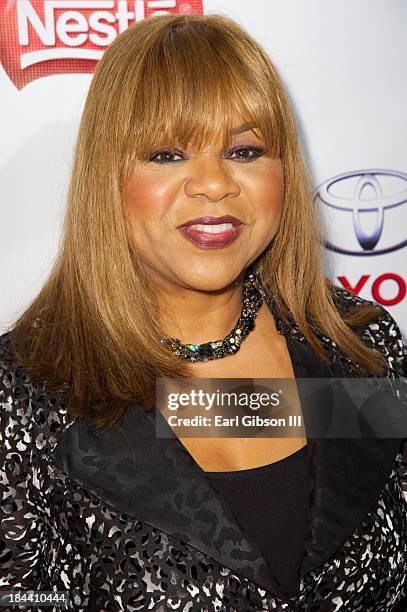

{"left": 159, "top": 268, "right": 263, "bottom": 362}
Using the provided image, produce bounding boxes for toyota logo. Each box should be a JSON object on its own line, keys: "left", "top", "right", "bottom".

{"left": 314, "top": 169, "right": 407, "bottom": 256}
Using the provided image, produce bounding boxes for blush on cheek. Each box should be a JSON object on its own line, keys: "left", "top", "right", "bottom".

{"left": 124, "top": 180, "right": 150, "bottom": 213}
{"left": 258, "top": 184, "right": 284, "bottom": 217}
{"left": 124, "top": 177, "right": 175, "bottom": 217}
{"left": 123, "top": 177, "right": 179, "bottom": 258}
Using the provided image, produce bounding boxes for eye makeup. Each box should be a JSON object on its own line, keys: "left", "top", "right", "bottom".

{"left": 148, "top": 144, "right": 267, "bottom": 164}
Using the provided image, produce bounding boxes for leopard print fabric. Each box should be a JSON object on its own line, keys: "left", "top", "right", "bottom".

{"left": 1, "top": 287, "right": 407, "bottom": 611}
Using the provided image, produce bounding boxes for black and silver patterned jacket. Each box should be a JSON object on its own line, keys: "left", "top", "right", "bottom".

{"left": 1, "top": 286, "right": 407, "bottom": 611}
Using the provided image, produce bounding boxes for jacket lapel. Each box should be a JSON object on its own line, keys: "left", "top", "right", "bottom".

{"left": 48, "top": 316, "right": 402, "bottom": 596}
{"left": 48, "top": 397, "right": 282, "bottom": 595}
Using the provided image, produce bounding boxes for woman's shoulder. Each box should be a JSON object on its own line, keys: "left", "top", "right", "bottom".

{"left": 328, "top": 284, "right": 407, "bottom": 379}
{"left": 0, "top": 330, "right": 72, "bottom": 455}
{"left": 326, "top": 286, "right": 407, "bottom": 501}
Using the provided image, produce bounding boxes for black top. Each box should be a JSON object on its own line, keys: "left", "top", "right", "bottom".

{"left": 205, "top": 444, "right": 311, "bottom": 596}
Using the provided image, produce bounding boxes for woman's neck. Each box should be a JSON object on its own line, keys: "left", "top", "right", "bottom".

{"left": 155, "top": 275, "right": 245, "bottom": 345}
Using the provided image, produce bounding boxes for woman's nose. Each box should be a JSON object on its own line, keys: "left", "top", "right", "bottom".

{"left": 184, "top": 153, "right": 241, "bottom": 202}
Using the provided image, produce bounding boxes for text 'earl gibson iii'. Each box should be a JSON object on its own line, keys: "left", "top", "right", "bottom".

{"left": 167, "top": 414, "right": 303, "bottom": 428}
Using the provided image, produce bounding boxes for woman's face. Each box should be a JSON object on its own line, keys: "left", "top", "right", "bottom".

{"left": 123, "top": 121, "right": 284, "bottom": 292}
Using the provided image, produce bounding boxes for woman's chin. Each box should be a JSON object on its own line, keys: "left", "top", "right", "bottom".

{"left": 171, "top": 266, "right": 246, "bottom": 293}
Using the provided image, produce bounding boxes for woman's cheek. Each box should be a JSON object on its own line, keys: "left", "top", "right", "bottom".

{"left": 124, "top": 182, "right": 159, "bottom": 237}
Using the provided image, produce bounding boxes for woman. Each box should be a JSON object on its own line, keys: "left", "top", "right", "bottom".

{"left": 1, "top": 12, "right": 406, "bottom": 612}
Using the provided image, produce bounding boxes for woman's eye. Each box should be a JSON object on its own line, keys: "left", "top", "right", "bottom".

{"left": 147, "top": 146, "right": 266, "bottom": 164}
{"left": 148, "top": 150, "right": 184, "bottom": 164}
{"left": 227, "top": 146, "right": 266, "bottom": 162}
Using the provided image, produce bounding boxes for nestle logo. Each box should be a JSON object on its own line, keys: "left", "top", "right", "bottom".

{"left": 1, "top": 0, "right": 203, "bottom": 90}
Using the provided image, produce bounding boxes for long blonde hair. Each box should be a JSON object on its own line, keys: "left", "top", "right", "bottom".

{"left": 11, "top": 13, "right": 386, "bottom": 430}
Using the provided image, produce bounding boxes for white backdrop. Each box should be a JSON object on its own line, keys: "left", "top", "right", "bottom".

{"left": 1, "top": 0, "right": 406, "bottom": 338}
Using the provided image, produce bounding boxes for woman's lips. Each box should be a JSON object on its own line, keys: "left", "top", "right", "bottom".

{"left": 178, "top": 222, "right": 243, "bottom": 249}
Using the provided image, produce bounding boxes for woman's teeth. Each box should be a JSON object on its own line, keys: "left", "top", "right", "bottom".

{"left": 189, "top": 223, "right": 234, "bottom": 233}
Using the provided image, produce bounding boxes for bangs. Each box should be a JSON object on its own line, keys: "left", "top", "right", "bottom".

{"left": 121, "top": 18, "right": 285, "bottom": 182}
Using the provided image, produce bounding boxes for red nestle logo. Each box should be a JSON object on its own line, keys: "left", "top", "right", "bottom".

{"left": 1, "top": 0, "right": 204, "bottom": 90}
